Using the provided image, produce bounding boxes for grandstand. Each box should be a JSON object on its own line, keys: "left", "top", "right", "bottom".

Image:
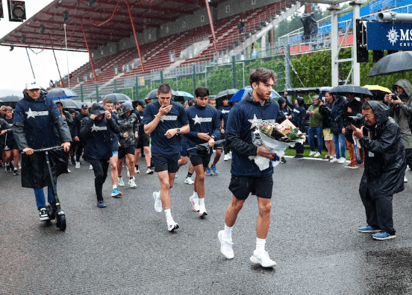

{"left": 0, "top": 0, "right": 300, "bottom": 98}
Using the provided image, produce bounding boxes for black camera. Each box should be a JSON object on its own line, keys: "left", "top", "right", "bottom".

{"left": 390, "top": 90, "right": 399, "bottom": 100}
{"left": 347, "top": 113, "right": 364, "bottom": 128}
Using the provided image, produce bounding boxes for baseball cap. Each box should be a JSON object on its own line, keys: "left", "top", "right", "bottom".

{"left": 25, "top": 79, "right": 41, "bottom": 90}
{"left": 81, "top": 104, "right": 88, "bottom": 109}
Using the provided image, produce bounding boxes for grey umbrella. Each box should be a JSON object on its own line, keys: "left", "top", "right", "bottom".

{"left": 329, "top": 85, "right": 373, "bottom": 97}
{"left": 368, "top": 51, "right": 412, "bottom": 77}
{"left": 102, "top": 93, "right": 132, "bottom": 104}
{"left": 53, "top": 99, "right": 81, "bottom": 109}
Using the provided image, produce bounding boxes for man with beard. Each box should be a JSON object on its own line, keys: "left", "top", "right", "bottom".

{"left": 218, "top": 68, "right": 278, "bottom": 268}
{"left": 144, "top": 84, "right": 190, "bottom": 232}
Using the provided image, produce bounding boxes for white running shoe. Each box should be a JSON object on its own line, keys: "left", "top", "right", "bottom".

{"left": 118, "top": 176, "right": 125, "bottom": 187}
{"left": 153, "top": 191, "right": 163, "bottom": 212}
{"left": 189, "top": 193, "right": 199, "bottom": 212}
{"left": 39, "top": 208, "right": 50, "bottom": 221}
{"left": 330, "top": 156, "right": 338, "bottom": 163}
{"left": 89, "top": 164, "right": 93, "bottom": 170}
{"left": 199, "top": 203, "right": 208, "bottom": 217}
{"left": 184, "top": 177, "right": 194, "bottom": 185}
{"left": 224, "top": 154, "right": 230, "bottom": 161}
{"left": 218, "top": 230, "right": 234, "bottom": 259}
{"left": 309, "top": 151, "right": 316, "bottom": 156}
{"left": 75, "top": 161, "right": 80, "bottom": 169}
{"left": 167, "top": 219, "right": 179, "bottom": 232}
{"left": 250, "top": 250, "right": 276, "bottom": 268}
{"left": 135, "top": 168, "right": 140, "bottom": 174}
{"left": 228, "top": 152, "right": 232, "bottom": 159}
{"left": 338, "top": 157, "right": 346, "bottom": 164}
{"left": 404, "top": 176, "right": 408, "bottom": 183}
{"left": 146, "top": 167, "right": 154, "bottom": 174}
{"left": 314, "top": 152, "right": 321, "bottom": 158}
{"left": 128, "top": 178, "right": 137, "bottom": 188}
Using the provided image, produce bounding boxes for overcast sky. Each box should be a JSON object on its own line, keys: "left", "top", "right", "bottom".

{"left": 0, "top": 0, "right": 89, "bottom": 97}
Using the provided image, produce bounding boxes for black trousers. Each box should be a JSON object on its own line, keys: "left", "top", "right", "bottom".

{"left": 89, "top": 159, "right": 110, "bottom": 201}
{"left": 405, "top": 148, "right": 412, "bottom": 170}
{"left": 360, "top": 189, "right": 395, "bottom": 235}
{"left": 74, "top": 141, "right": 85, "bottom": 162}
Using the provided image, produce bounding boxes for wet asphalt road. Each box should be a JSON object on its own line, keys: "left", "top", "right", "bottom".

{"left": 1, "top": 156, "right": 412, "bottom": 294}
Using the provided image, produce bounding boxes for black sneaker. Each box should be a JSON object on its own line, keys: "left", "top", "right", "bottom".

{"left": 71, "top": 158, "right": 76, "bottom": 166}
{"left": 13, "top": 168, "right": 19, "bottom": 175}
{"left": 280, "top": 157, "right": 287, "bottom": 164}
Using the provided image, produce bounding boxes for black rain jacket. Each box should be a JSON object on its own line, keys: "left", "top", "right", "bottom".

{"left": 359, "top": 101, "right": 406, "bottom": 199}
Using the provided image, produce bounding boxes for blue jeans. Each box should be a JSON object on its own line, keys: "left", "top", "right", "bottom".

{"left": 34, "top": 186, "right": 56, "bottom": 209}
{"left": 308, "top": 126, "right": 323, "bottom": 152}
{"left": 332, "top": 133, "right": 346, "bottom": 159}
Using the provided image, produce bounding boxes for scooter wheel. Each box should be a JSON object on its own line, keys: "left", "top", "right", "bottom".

{"left": 56, "top": 214, "right": 66, "bottom": 231}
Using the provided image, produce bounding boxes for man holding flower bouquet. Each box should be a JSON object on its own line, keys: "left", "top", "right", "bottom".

{"left": 218, "top": 68, "right": 279, "bottom": 268}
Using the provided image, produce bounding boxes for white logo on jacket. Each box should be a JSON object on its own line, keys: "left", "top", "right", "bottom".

{"left": 91, "top": 124, "right": 108, "bottom": 132}
{"left": 193, "top": 114, "right": 212, "bottom": 125}
{"left": 160, "top": 115, "right": 178, "bottom": 122}
{"left": 248, "top": 114, "right": 275, "bottom": 129}
{"left": 25, "top": 108, "right": 49, "bottom": 119}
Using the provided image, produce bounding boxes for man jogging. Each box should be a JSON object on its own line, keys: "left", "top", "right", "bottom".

{"left": 218, "top": 68, "right": 279, "bottom": 268}
{"left": 144, "top": 84, "right": 189, "bottom": 232}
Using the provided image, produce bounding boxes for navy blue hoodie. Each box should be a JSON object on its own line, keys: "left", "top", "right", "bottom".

{"left": 80, "top": 113, "right": 120, "bottom": 161}
{"left": 185, "top": 103, "right": 221, "bottom": 155}
{"left": 13, "top": 90, "right": 72, "bottom": 150}
{"left": 226, "top": 92, "right": 279, "bottom": 177}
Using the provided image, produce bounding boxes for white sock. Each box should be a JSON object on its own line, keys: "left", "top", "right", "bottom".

{"left": 256, "top": 238, "right": 266, "bottom": 252}
{"left": 194, "top": 191, "right": 198, "bottom": 198}
{"left": 199, "top": 198, "right": 205, "bottom": 207}
{"left": 224, "top": 224, "right": 232, "bottom": 240}
{"left": 113, "top": 185, "right": 117, "bottom": 189}
{"left": 164, "top": 209, "right": 172, "bottom": 222}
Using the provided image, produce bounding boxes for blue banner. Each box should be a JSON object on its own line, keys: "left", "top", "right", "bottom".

{"left": 367, "top": 22, "right": 412, "bottom": 50}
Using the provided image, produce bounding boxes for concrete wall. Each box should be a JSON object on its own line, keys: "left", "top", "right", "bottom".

{"left": 92, "top": 0, "right": 280, "bottom": 60}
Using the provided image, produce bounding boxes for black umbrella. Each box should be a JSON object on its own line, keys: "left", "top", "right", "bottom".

{"left": 144, "top": 89, "right": 178, "bottom": 101}
{"left": 0, "top": 95, "right": 22, "bottom": 108}
{"left": 215, "top": 88, "right": 238, "bottom": 108}
{"left": 329, "top": 85, "right": 372, "bottom": 97}
{"left": 102, "top": 93, "right": 132, "bottom": 104}
{"left": 215, "top": 89, "right": 238, "bottom": 100}
{"left": 1, "top": 95, "right": 22, "bottom": 102}
{"left": 53, "top": 99, "right": 81, "bottom": 110}
{"left": 368, "top": 51, "right": 412, "bottom": 77}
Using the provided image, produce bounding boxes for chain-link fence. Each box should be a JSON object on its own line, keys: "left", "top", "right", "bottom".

{"left": 71, "top": 46, "right": 287, "bottom": 103}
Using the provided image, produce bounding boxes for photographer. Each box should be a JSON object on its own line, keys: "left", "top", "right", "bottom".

{"left": 342, "top": 93, "right": 362, "bottom": 169}
{"left": 350, "top": 101, "right": 405, "bottom": 240}
{"left": 386, "top": 79, "right": 412, "bottom": 183}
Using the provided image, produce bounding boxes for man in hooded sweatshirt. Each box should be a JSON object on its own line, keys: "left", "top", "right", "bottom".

{"left": 386, "top": 79, "right": 412, "bottom": 183}
{"left": 218, "top": 68, "right": 278, "bottom": 268}
{"left": 12, "top": 80, "right": 71, "bottom": 221}
{"left": 80, "top": 104, "right": 120, "bottom": 208}
{"left": 350, "top": 101, "right": 405, "bottom": 240}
